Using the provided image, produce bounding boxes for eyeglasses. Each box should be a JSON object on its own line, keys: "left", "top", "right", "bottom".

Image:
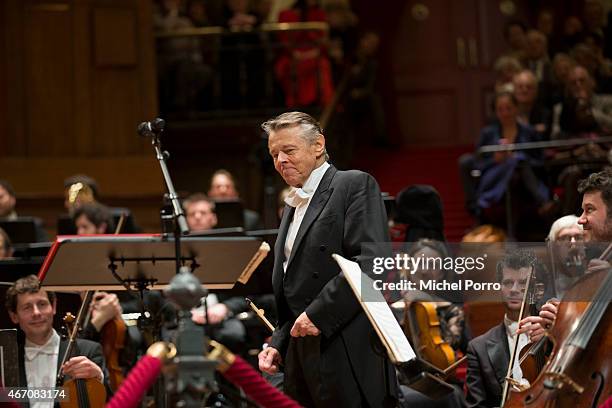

{"left": 556, "top": 234, "right": 584, "bottom": 242}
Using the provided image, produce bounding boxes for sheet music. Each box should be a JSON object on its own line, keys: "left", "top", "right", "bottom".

{"left": 333, "top": 254, "right": 416, "bottom": 364}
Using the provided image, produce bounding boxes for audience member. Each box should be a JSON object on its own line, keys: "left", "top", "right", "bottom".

{"left": 345, "top": 31, "right": 387, "bottom": 147}
{"left": 558, "top": 16, "right": 584, "bottom": 54}
{"left": 513, "top": 69, "right": 552, "bottom": 139}
{"left": 582, "top": 0, "right": 607, "bottom": 41}
{"left": 546, "top": 53, "right": 575, "bottom": 107}
{"left": 524, "top": 30, "right": 552, "bottom": 85}
{"left": 460, "top": 92, "right": 548, "bottom": 222}
{"left": 501, "top": 20, "right": 528, "bottom": 63}
{"left": 324, "top": 0, "right": 359, "bottom": 79}
{"left": 186, "top": 0, "right": 211, "bottom": 27}
{"left": 535, "top": 10, "right": 556, "bottom": 56}
{"left": 154, "top": 0, "right": 212, "bottom": 112}
{"left": 220, "top": 0, "right": 264, "bottom": 108}
{"left": 553, "top": 65, "right": 612, "bottom": 138}
{"left": 207, "top": 169, "right": 263, "bottom": 230}
{"left": 493, "top": 55, "right": 522, "bottom": 93}
{"left": 275, "top": 0, "right": 334, "bottom": 107}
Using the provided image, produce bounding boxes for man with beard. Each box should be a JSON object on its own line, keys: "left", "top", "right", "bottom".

{"left": 578, "top": 168, "right": 612, "bottom": 242}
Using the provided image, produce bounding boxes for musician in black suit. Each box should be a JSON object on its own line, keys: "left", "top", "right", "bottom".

{"left": 5, "top": 275, "right": 107, "bottom": 405}
{"left": 257, "top": 112, "right": 397, "bottom": 407}
{"left": 465, "top": 250, "right": 557, "bottom": 407}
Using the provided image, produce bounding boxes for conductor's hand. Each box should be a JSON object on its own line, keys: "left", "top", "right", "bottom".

{"left": 90, "top": 292, "right": 122, "bottom": 332}
{"left": 290, "top": 312, "right": 320, "bottom": 337}
{"left": 62, "top": 356, "right": 103, "bottom": 382}
{"left": 258, "top": 347, "right": 282, "bottom": 374}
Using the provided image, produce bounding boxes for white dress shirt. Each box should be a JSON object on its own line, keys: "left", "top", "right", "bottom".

{"left": 24, "top": 329, "right": 60, "bottom": 408}
{"left": 283, "top": 161, "right": 330, "bottom": 273}
{"left": 504, "top": 315, "right": 530, "bottom": 388}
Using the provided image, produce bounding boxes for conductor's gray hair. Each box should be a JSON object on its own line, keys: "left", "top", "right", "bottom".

{"left": 262, "top": 111, "right": 329, "bottom": 161}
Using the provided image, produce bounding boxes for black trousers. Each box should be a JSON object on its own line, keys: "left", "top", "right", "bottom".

{"left": 284, "top": 335, "right": 368, "bottom": 408}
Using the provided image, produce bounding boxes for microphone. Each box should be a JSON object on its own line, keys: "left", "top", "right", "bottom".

{"left": 137, "top": 118, "right": 165, "bottom": 137}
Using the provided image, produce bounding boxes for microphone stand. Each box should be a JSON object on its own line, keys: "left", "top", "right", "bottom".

{"left": 139, "top": 119, "right": 217, "bottom": 406}
{"left": 140, "top": 118, "right": 189, "bottom": 275}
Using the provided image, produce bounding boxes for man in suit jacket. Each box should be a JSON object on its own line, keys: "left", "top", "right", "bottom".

{"left": 465, "top": 250, "right": 558, "bottom": 407}
{"left": 258, "top": 111, "right": 396, "bottom": 407}
{"left": 6, "top": 275, "right": 107, "bottom": 406}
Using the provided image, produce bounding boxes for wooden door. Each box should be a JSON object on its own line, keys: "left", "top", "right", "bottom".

{"left": 354, "top": 0, "right": 531, "bottom": 147}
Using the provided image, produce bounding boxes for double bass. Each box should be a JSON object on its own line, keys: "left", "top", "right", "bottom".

{"left": 504, "top": 247, "right": 612, "bottom": 407}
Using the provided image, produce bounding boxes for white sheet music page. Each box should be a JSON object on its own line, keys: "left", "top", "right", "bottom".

{"left": 332, "top": 254, "right": 416, "bottom": 364}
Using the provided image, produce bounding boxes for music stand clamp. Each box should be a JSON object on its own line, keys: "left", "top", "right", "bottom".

{"left": 164, "top": 268, "right": 218, "bottom": 407}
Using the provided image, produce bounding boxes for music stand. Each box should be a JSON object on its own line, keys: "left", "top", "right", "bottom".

{"left": 213, "top": 200, "right": 244, "bottom": 229}
{"left": 38, "top": 234, "right": 266, "bottom": 291}
{"left": 0, "top": 218, "right": 42, "bottom": 244}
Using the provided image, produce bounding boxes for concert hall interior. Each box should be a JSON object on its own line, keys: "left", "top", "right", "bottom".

{"left": 1, "top": 0, "right": 611, "bottom": 407}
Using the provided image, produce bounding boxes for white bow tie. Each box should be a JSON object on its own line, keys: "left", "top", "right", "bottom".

{"left": 25, "top": 342, "right": 57, "bottom": 360}
{"left": 284, "top": 187, "right": 314, "bottom": 207}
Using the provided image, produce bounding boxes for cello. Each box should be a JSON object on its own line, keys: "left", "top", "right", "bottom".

{"left": 504, "top": 245, "right": 612, "bottom": 407}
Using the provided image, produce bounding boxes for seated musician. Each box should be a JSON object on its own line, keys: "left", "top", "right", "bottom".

{"left": 0, "top": 226, "right": 13, "bottom": 259}
{"left": 466, "top": 250, "right": 558, "bottom": 408}
{"left": 402, "top": 239, "right": 468, "bottom": 354}
{"left": 61, "top": 174, "right": 140, "bottom": 234}
{"left": 72, "top": 203, "right": 174, "bottom": 372}
{"left": 545, "top": 215, "right": 586, "bottom": 295}
{"left": 183, "top": 193, "right": 248, "bottom": 352}
{"left": 5, "top": 275, "right": 108, "bottom": 404}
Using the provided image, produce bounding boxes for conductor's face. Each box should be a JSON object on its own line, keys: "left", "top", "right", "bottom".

{"left": 268, "top": 126, "right": 325, "bottom": 188}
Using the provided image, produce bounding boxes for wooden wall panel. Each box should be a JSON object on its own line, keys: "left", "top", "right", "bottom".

{"left": 93, "top": 7, "right": 137, "bottom": 67}
{"left": 24, "top": 3, "right": 74, "bottom": 156}
{"left": 1, "top": 0, "right": 157, "bottom": 159}
{"left": 92, "top": 70, "right": 146, "bottom": 155}
{"left": 0, "top": 2, "right": 7, "bottom": 156}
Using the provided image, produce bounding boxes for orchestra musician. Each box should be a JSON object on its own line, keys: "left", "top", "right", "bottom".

{"left": 465, "top": 250, "right": 557, "bottom": 407}
{"left": 257, "top": 111, "right": 397, "bottom": 407}
{"left": 5, "top": 275, "right": 108, "bottom": 407}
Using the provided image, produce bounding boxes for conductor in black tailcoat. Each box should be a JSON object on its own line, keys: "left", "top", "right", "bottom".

{"left": 257, "top": 111, "right": 397, "bottom": 407}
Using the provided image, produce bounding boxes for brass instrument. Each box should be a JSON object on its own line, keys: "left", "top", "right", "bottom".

{"left": 67, "top": 182, "right": 95, "bottom": 213}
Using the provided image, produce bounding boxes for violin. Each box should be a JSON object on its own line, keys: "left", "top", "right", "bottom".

{"left": 93, "top": 214, "right": 128, "bottom": 392}
{"left": 515, "top": 281, "right": 549, "bottom": 384}
{"left": 504, "top": 244, "right": 612, "bottom": 407}
{"left": 404, "top": 301, "right": 456, "bottom": 370}
{"left": 84, "top": 292, "right": 126, "bottom": 393}
{"left": 58, "top": 292, "right": 106, "bottom": 408}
